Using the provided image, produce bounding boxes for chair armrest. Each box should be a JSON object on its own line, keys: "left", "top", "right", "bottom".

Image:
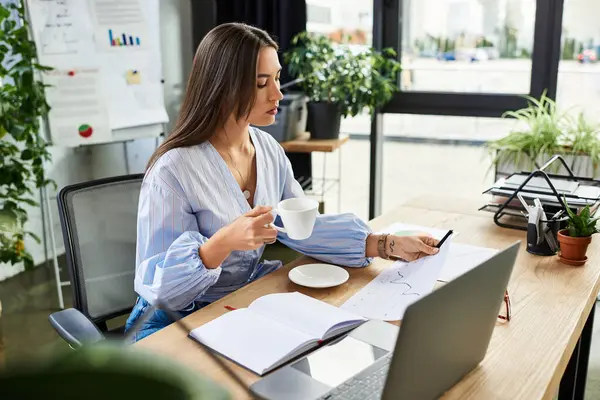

{"left": 48, "top": 308, "right": 104, "bottom": 348}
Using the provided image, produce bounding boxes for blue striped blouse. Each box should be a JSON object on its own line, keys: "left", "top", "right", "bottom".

{"left": 133, "top": 127, "right": 373, "bottom": 311}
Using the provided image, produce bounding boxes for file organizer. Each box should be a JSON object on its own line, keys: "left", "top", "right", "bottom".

{"left": 479, "top": 155, "right": 600, "bottom": 231}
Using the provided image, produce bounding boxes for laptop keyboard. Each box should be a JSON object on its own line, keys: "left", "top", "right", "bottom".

{"left": 320, "top": 356, "right": 392, "bottom": 400}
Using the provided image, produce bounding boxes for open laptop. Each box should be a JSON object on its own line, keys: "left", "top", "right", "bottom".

{"left": 250, "top": 241, "right": 520, "bottom": 400}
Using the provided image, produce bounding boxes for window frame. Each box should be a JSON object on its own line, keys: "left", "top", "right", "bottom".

{"left": 383, "top": 0, "right": 565, "bottom": 117}
{"left": 369, "top": 0, "right": 566, "bottom": 218}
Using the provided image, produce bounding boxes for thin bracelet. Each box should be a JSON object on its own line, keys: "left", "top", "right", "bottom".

{"left": 378, "top": 234, "right": 390, "bottom": 260}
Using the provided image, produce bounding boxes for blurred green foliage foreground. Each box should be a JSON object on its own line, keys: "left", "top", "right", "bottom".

{"left": 0, "top": 341, "right": 231, "bottom": 400}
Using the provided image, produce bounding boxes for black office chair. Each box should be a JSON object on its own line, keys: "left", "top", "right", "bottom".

{"left": 48, "top": 174, "right": 144, "bottom": 348}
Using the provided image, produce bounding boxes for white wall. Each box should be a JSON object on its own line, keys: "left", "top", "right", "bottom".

{"left": 0, "top": 0, "right": 194, "bottom": 281}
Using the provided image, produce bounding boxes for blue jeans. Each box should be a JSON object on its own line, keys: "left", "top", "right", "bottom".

{"left": 125, "top": 297, "right": 210, "bottom": 342}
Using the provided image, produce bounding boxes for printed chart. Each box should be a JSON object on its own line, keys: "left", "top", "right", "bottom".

{"left": 342, "top": 241, "right": 450, "bottom": 321}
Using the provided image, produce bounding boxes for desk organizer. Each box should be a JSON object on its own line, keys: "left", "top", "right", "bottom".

{"left": 479, "top": 155, "right": 600, "bottom": 232}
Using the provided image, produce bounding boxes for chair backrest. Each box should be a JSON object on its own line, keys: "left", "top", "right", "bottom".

{"left": 58, "top": 174, "right": 144, "bottom": 326}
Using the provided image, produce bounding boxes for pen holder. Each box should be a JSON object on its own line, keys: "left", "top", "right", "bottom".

{"left": 526, "top": 216, "right": 568, "bottom": 256}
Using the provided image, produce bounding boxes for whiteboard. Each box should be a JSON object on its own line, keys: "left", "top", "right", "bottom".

{"left": 26, "top": 0, "right": 168, "bottom": 147}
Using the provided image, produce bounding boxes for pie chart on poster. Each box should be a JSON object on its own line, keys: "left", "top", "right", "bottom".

{"left": 78, "top": 124, "right": 93, "bottom": 138}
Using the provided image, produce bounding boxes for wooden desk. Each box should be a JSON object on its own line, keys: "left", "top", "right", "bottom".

{"left": 136, "top": 195, "right": 600, "bottom": 400}
{"left": 279, "top": 132, "right": 349, "bottom": 153}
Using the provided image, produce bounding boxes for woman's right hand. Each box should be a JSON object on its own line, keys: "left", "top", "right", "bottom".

{"left": 222, "top": 206, "right": 278, "bottom": 251}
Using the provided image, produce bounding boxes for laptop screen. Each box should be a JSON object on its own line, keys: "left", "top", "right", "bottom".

{"left": 289, "top": 335, "right": 388, "bottom": 387}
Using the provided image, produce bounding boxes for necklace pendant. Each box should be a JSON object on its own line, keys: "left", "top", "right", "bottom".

{"left": 243, "top": 190, "right": 251, "bottom": 199}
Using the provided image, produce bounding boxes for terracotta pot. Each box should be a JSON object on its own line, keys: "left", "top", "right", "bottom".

{"left": 557, "top": 229, "right": 592, "bottom": 266}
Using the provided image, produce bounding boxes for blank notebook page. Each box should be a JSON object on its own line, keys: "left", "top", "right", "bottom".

{"left": 249, "top": 292, "right": 366, "bottom": 339}
{"left": 189, "top": 308, "right": 313, "bottom": 375}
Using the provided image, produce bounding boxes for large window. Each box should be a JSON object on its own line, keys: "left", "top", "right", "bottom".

{"left": 376, "top": 0, "right": 563, "bottom": 118}
{"left": 401, "top": 0, "right": 536, "bottom": 94}
{"left": 556, "top": 0, "right": 600, "bottom": 122}
{"left": 304, "top": 0, "right": 569, "bottom": 218}
{"left": 363, "top": 0, "right": 565, "bottom": 217}
{"left": 306, "top": 0, "right": 372, "bottom": 47}
{"left": 342, "top": 113, "right": 519, "bottom": 141}
{"left": 380, "top": 115, "right": 497, "bottom": 215}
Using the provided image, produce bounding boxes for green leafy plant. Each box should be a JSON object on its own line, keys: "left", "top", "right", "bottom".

{"left": 1, "top": 343, "right": 231, "bottom": 399}
{"left": 563, "top": 197, "right": 599, "bottom": 238}
{"left": 0, "top": 1, "right": 53, "bottom": 270}
{"left": 564, "top": 111, "right": 600, "bottom": 171}
{"left": 284, "top": 32, "right": 402, "bottom": 118}
{"left": 486, "top": 90, "right": 600, "bottom": 174}
{"left": 486, "top": 91, "right": 566, "bottom": 171}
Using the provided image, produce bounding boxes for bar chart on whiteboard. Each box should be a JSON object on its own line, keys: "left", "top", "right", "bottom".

{"left": 26, "top": 0, "right": 168, "bottom": 145}
{"left": 91, "top": 0, "right": 148, "bottom": 52}
{"left": 108, "top": 28, "right": 142, "bottom": 47}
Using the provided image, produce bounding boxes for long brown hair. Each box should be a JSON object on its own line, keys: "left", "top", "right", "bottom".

{"left": 146, "top": 23, "right": 278, "bottom": 170}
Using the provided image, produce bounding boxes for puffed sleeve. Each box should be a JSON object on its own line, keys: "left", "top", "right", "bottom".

{"left": 275, "top": 147, "right": 373, "bottom": 268}
{"left": 133, "top": 172, "right": 221, "bottom": 310}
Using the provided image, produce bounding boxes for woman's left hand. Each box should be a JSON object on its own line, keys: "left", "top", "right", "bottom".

{"left": 387, "top": 235, "right": 439, "bottom": 262}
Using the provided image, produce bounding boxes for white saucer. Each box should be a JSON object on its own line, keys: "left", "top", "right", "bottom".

{"left": 288, "top": 264, "right": 349, "bottom": 288}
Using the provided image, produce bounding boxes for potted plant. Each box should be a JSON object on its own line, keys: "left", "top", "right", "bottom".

{"left": 486, "top": 91, "right": 600, "bottom": 179}
{"left": 557, "top": 198, "right": 599, "bottom": 266}
{"left": 486, "top": 91, "right": 566, "bottom": 175}
{"left": 0, "top": 1, "right": 53, "bottom": 274}
{"left": 563, "top": 111, "right": 600, "bottom": 177}
{"left": 284, "top": 32, "right": 401, "bottom": 139}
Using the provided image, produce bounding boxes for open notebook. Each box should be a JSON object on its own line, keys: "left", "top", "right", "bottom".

{"left": 188, "top": 292, "right": 367, "bottom": 375}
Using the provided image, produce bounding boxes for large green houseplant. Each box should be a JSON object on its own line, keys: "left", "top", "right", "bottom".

{"left": 486, "top": 91, "right": 600, "bottom": 177}
{"left": 0, "top": 0, "right": 53, "bottom": 271}
{"left": 284, "top": 32, "right": 401, "bottom": 139}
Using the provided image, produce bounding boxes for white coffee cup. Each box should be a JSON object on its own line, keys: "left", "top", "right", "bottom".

{"left": 270, "top": 197, "right": 319, "bottom": 240}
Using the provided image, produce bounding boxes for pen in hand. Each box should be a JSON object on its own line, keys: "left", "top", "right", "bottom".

{"left": 436, "top": 230, "right": 453, "bottom": 249}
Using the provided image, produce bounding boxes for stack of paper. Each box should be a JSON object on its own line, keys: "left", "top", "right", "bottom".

{"left": 502, "top": 175, "right": 579, "bottom": 194}
{"left": 376, "top": 223, "right": 497, "bottom": 282}
{"left": 341, "top": 239, "right": 451, "bottom": 321}
{"left": 342, "top": 224, "right": 499, "bottom": 321}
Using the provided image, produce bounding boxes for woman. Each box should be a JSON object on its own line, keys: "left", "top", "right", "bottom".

{"left": 125, "top": 23, "right": 439, "bottom": 341}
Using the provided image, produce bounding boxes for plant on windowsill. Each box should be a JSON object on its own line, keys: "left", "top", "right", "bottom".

{"left": 0, "top": 1, "right": 54, "bottom": 272}
{"left": 485, "top": 91, "right": 600, "bottom": 179}
{"left": 284, "top": 31, "right": 401, "bottom": 139}
{"left": 486, "top": 91, "right": 566, "bottom": 174}
{"left": 556, "top": 196, "right": 599, "bottom": 266}
{"left": 563, "top": 111, "right": 600, "bottom": 174}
